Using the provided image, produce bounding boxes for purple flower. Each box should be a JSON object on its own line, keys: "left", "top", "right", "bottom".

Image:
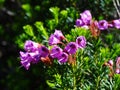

{"left": 80, "top": 10, "right": 92, "bottom": 25}
{"left": 29, "top": 51, "right": 41, "bottom": 64}
{"left": 50, "top": 46, "right": 63, "bottom": 59}
{"left": 24, "top": 40, "right": 40, "bottom": 52}
{"left": 97, "top": 20, "right": 108, "bottom": 30}
{"left": 54, "top": 30, "right": 65, "bottom": 40}
{"left": 48, "top": 30, "right": 65, "bottom": 46}
{"left": 107, "top": 60, "right": 113, "bottom": 66}
{"left": 116, "top": 68, "right": 120, "bottom": 74}
{"left": 75, "top": 19, "right": 89, "bottom": 29}
{"left": 113, "top": 19, "right": 120, "bottom": 29}
{"left": 58, "top": 52, "right": 68, "bottom": 64}
{"left": 76, "top": 19, "right": 84, "bottom": 27}
{"left": 76, "top": 36, "right": 86, "bottom": 48}
{"left": 48, "top": 34, "right": 60, "bottom": 46}
{"left": 115, "top": 57, "right": 120, "bottom": 74}
{"left": 39, "top": 46, "right": 49, "bottom": 57}
{"left": 20, "top": 51, "right": 32, "bottom": 70}
{"left": 116, "top": 56, "right": 120, "bottom": 64}
{"left": 20, "top": 51, "right": 41, "bottom": 70}
{"left": 64, "top": 42, "right": 78, "bottom": 54}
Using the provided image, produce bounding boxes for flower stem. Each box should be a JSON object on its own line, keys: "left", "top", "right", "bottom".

{"left": 72, "top": 60, "right": 77, "bottom": 90}
{"left": 73, "top": 72, "right": 76, "bottom": 90}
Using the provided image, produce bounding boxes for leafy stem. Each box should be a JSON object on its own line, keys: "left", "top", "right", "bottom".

{"left": 72, "top": 54, "right": 77, "bottom": 90}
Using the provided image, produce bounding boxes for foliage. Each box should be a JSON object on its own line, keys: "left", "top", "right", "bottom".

{"left": 0, "top": 0, "right": 120, "bottom": 90}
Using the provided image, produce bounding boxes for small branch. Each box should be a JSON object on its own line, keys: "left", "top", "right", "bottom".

{"left": 116, "top": 0, "right": 120, "bottom": 6}
{"left": 73, "top": 63, "right": 77, "bottom": 90}
{"left": 112, "top": 0, "right": 120, "bottom": 17}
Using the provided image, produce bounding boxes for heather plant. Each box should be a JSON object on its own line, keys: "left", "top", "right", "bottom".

{"left": 1, "top": 0, "right": 120, "bottom": 89}
{"left": 19, "top": 9, "right": 120, "bottom": 90}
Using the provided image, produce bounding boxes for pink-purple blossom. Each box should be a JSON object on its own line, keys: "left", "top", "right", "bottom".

{"left": 113, "top": 19, "right": 120, "bottom": 29}
{"left": 115, "top": 57, "right": 120, "bottom": 74}
{"left": 48, "top": 34, "right": 60, "bottom": 46}
{"left": 107, "top": 60, "right": 113, "bottom": 66}
{"left": 116, "top": 56, "right": 120, "bottom": 62}
{"left": 39, "top": 46, "right": 49, "bottom": 58}
{"left": 54, "top": 30, "right": 65, "bottom": 40}
{"left": 64, "top": 42, "right": 78, "bottom": 54}
{"left": 48, "top": 30, "right": 65, "bottom": 46}
{"left": 97, "top": 20, "right": 108, "bottom": 30}
{"left": 80, "top": 10, "right": 92, "bottom": 25}
{"left": 75, "top": 19, "right": 89, "bottom": 29}
{"left": 20, "top": 40, "right": 50, "bottom": 70}
{"left": 50, "top": 46, "right": 63, "bottom": 59}
{"left": 20, "top": 50, "right": 41, "bottom": 70}
{"left": 116, "top": 68, "right": 120, "bottom": 74}
{"left": 20, "top": 51, "right": 33, "bottom": 70}
{"left": 58, "top": 52, "right": 68, "bottom": 64}
{"left": 20, "top": 45, "right": 49, "bottom": 70}
{"left": 76, "top": 19, "right": 84, "bottom": 27}
{"left": 76, "top": 36, "right": 86, "bottom": 48}
{"left": 24, "top": 40, "right": 40, "bottom": 52}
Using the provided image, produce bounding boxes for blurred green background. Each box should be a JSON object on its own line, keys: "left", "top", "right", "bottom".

{"left": 0, "top": 0, "right": 119, "bottom": 90}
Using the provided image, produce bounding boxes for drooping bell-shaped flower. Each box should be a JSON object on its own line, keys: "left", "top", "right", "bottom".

{"left": 64, "top": 42, "right": 78, "bottom": 54}
{"left": 76, "top": 36, "right": 86, "bottom": 48}
{"left": 48, "top": 34, "right": 60, "bottom": 46}
{"left": 58, "top": 52, "right": 68, "bottom": 64}
{"left": 107, "top": 60, "right": 113, "bottom": 66}
{"left": 80, "top": 10, "right": 92, "bottom": 25}
{"left": 48, "top": 30, "right": 65, "bottom": 46}
{"left": 29, "top": 51, "right": 41, "bottom": 64}
{"left": 50, "top": 46, "right": 63, "bottom": 59}
{"left": 39, "top": 46, "right": 49, "bottom": 58}
{"left": 20, "top": 51, "right": 32, "bottom": 70}
{"left": 24, "top": 40, "right": 40, "bottom": 52}
{"left": 116, "top": 68, "right": 120, "bottom": 74}
{"left": 97, "top": 20, "right": 108, "bottom": 30}
{"left": 54, "top": 30, "right": 65, "bottom": 40}
{"left": 113, "top": 19, "right": 120, "bottom": 29}
{"left": 20, "top": 51, "right": 41, "bottom": 70}
{"left": 76, "top": 19, "right": 85, "bottom": 27}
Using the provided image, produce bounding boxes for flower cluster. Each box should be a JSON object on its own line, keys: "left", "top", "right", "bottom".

{"left": 104, "top": 57, "right": 120, "bottom": 75}
{"left": 49, "top": 30, "right": 86, "bottom": 64}
{"left": 19, "top": 30, "right": 86, "bottom": 70}
{"left": 76, "top": 10, "right": 120, "bottom": 30}
{"left": 19, "top": 40, "right": 49, "bottom": 70}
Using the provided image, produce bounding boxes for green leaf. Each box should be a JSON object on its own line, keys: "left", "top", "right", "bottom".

{"left": 49, "top": 7, "right": 60, "bottom": 17}
{"left": 47, "top": 19, "right": 56, "bottom": 30}
{"left": 22, "top": 4, "right": 31, "bottom": 11}
{"left": 34, "top": 21, "right": 48, "bottom": 40}
{"left": 60, "top": 10, "right": 68, "bottom": 17}
{"left": 23, "top": 25, "right": 34, "bottom": 37}
{"left": 49, "top": 7, "right": 59, "bottom": 24}
{"left": 22, "top": 4, "right": 32, "bottom": 17}
{"left": 15, "top": 33, "right": 28, "bottom": 48}
{"left": 54, "top": 73, "right": 62, "bottom": 85}
{"left": 46, "top": 80, "right": 56, "bottom": 88}
{"left": 98, "top": 15, "right": 104, "bottom": 20}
